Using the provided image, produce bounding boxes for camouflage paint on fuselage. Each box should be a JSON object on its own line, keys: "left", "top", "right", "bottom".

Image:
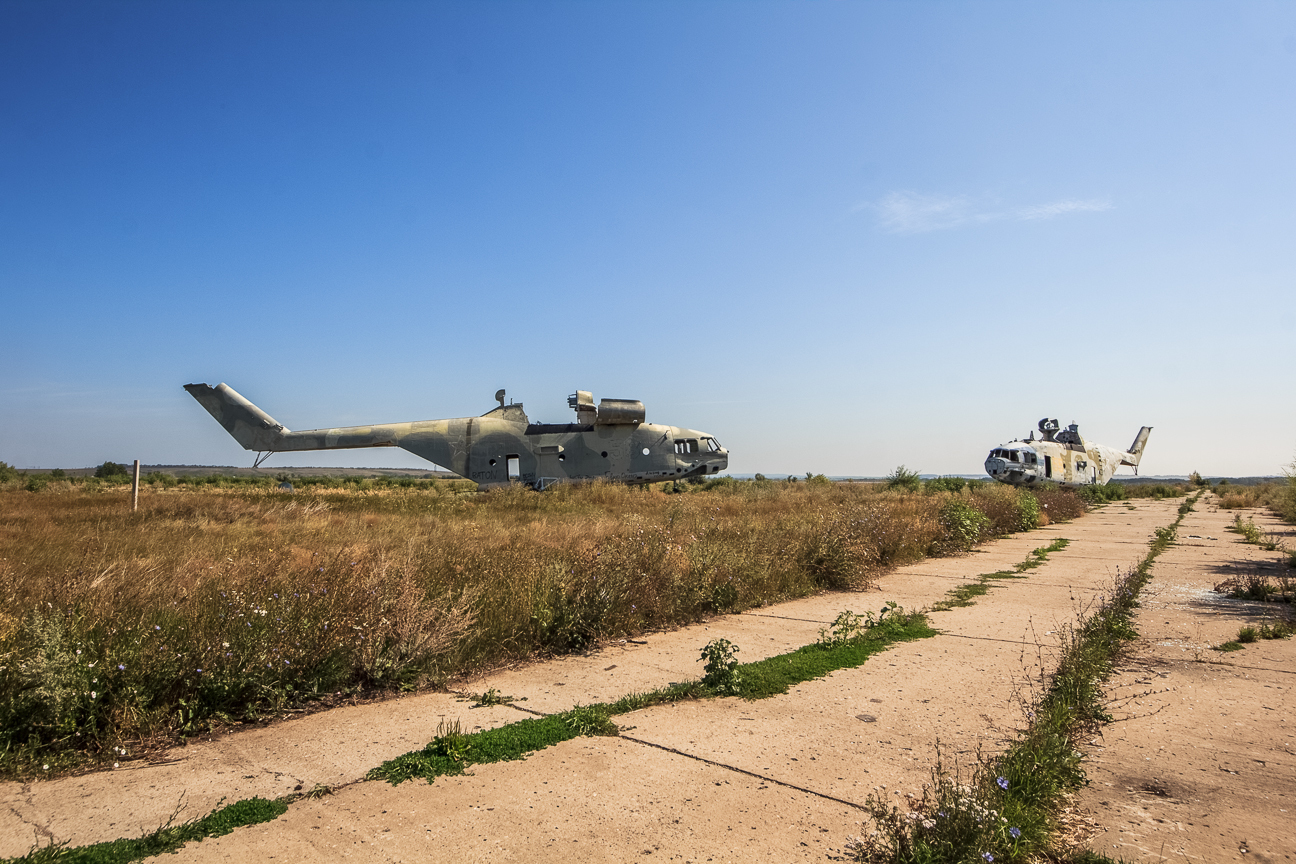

{"left": 984, "top": 419, "right": 1151, "bottom": 489}
{"left": 184, "top": 383, "right": 728, "bottom": 489}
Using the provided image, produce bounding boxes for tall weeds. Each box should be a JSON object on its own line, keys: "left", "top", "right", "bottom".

{"left": 0, "top": 480, "right": 1072, "bottom": 775}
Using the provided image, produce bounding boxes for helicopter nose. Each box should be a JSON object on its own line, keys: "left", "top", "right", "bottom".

{"left": 985, "top": 457, "right": 1008, "bottom": 477}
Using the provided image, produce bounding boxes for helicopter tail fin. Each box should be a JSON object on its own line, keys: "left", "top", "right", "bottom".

{"left": 1120, "top": 426, "right": 1152, "bottom": 469}
{"left": 184, "top": 383, "right": 290, "bottom": 451}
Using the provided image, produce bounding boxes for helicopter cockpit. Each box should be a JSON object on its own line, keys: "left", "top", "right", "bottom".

{"left": 984, "top": 445, "right": 1041, "bottom": 484}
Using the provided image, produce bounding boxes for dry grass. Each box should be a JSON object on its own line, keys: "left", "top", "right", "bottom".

{"left": 0, "top": 479, "right": 1073, "bottom": 775}
{"left": 1213, "top": 476, "right": 1296, "bottom": 523}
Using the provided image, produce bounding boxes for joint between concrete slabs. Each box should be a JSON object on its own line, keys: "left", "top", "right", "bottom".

{"left": 617, "top": 733, "right": 870, "bottom": 813}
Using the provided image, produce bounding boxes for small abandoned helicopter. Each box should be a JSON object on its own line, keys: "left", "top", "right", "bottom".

{"left": 185, "top": 383, "right": 728, "bottom": 489}
{"left": 984, "top": 418, "right": 1151, "bottom": 488}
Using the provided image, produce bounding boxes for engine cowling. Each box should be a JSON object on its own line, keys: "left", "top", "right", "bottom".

{"left": 596, "top": 399, "right": 645, "bottom": 425}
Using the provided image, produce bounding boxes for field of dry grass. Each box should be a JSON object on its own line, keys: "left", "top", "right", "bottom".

{"left": 0, "top": 478, "right": 1085, "bottom": 776}
{"left": 1213, "top": 479, "right": 1296, "bottom": 518}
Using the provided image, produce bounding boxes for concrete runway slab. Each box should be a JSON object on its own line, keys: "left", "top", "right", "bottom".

{"left": 1074, "top": 499, "right": 1296, "bottom": 862}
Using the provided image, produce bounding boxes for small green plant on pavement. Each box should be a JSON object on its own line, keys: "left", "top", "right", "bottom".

{"left": 463, "top": 688, "right": 524, "bottom": 707}
{"left": 818, "top": 603, "right": 901, "bottom": 647}
{"left": 429, "top": 719, "right": 472, "bottom": 765}
{"left": 1229, "top": 514, "right": 1273, "bottom": 548}
{"left": 699, "top": 638, "right": 742, "bottom": 694}
{"left": 562, "top": 704, "right": 618, "bottom": 736}
{"left": 1217, "top": 619, "right": 1295, "bottom": 651}
{"left": 818, "top": 610, "right": 866, "bottom": 647}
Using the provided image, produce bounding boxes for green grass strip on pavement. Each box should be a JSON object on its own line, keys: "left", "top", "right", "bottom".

{"left": 368, "top": 610, "right": 936, "bottom": 785}
{"left": 930, "top": 538, "right": 1070, "bottom": 612}
{"left": 6, "top": 797, "right": 287, "bottom": 864}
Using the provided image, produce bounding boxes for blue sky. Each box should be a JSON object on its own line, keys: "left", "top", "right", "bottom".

{"left": 2, "top": 1, "right": 1294, "bottom": 477}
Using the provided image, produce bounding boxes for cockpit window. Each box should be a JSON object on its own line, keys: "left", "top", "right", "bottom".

{"left": 704, "top": 437, "right": 722, "bottom": 452}
{"left": 675, "top": 439, "right": 698, "bottom": 454}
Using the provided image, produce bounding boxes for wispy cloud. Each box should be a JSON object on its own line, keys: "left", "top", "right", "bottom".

{"left": 873, "top": 192, "right": 974, "bottom": 234}
{"left": 868, "top": 191, "right": 1112, "bottom": 234}
{"left": 1014, "top": 198, "right": 1112, "bottom": 221}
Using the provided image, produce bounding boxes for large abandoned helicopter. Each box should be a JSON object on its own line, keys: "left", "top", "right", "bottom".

{"left": 185, "top": 383, "right": 728, "bottom": 489}
{"left": 984, "top": 418, "right": 1151, "bottom": 488}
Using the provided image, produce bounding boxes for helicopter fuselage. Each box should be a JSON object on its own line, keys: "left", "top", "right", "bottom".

{"left": 984, "top": 420, "right": 1151, "bottom": 489}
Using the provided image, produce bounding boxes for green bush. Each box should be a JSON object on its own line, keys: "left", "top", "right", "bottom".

{"left": 1131, "top": 483, "right": 1184, "bottom": 500}
{"left": 924, "top": 476, "right": 967, "bottom": 494}
{"left": 94, "top": 461, "right": 129, "bottom": 479}
{"left": 1077, "top": 483, "right": 1126, "bottom": 504}
{"left": 1015, "top": 492, "right": 1041, "bottom": 531}
{"left": 885, "top": 465, "right": 922, "bottom": 492}
{"left": 0, "top": 461, "right": 17, "bottom": 483}
{"left": 934, "top": 498, "right": 990, "bottom": 554}
{"left": 1283, "top": 459, "right": 1296, "bottom": 524}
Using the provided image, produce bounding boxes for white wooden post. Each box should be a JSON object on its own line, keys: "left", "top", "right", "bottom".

{"left": 132, "top": 460, "right": 140, "bottom": 512}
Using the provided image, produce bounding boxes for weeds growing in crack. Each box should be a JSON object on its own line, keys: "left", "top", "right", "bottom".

{"left": 6, "top": 796, "right": 289, "bottom": 864}
{"left": 1215, "top": 618, "right": 1296, "bottom": 652}
{"left": 1214, "top": 571, "right": 1296, "bottom": 604}
{"left": 460, "top": 688, "right": 525, "bottom": 707}
{"left": 367, "top": 604, "right": 932, "bottom": 787}
{"left": 847, "top": 492, "right": 1201, "bottom": 864}
{"left": 929, "top": 540, "right": 1070, "bottom": 613}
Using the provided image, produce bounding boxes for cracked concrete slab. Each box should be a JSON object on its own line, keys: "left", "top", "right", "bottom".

{"left": 1074, "top": 497, "right": 1296, "bottom": 863}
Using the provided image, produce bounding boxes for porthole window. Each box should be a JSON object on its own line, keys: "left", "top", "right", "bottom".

{"left": 489, "top": 459, "right": 496, "bottom": 466}
{"left": 601, "top": 451, "right": 608, "bottom": 458}
{"left": 642, "top": 447, "right": 650, "bottom": 456}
